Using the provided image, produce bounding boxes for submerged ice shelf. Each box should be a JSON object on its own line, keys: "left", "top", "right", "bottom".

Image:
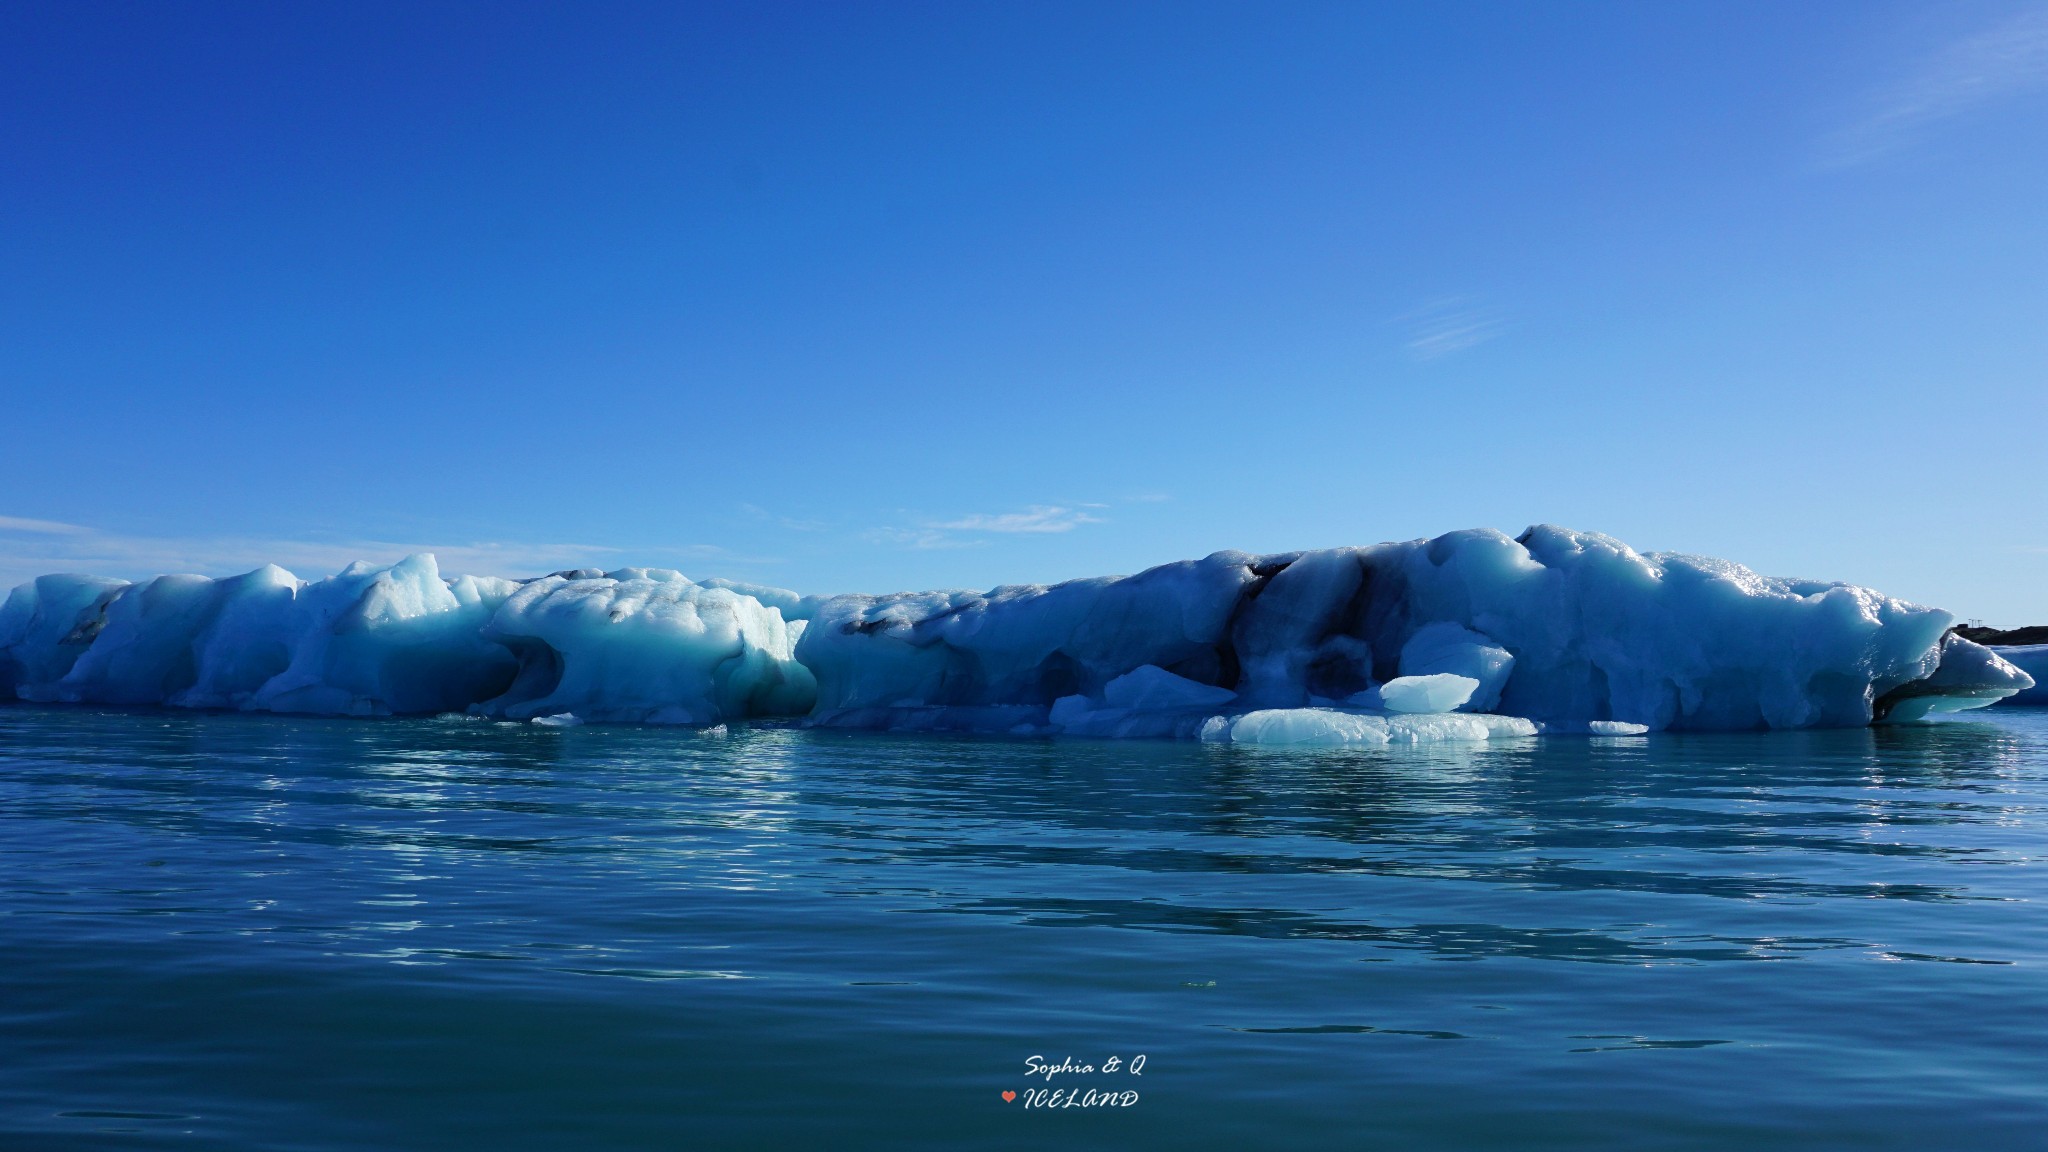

{"left": 0, "top": 526, "right": 2032, "bottom": 741}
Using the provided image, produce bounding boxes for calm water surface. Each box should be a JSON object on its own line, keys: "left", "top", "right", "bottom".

{"left": 2, "top": 704, "right": 2044, "bottom": 1150}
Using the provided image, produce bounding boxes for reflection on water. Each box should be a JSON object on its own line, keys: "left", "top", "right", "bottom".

{"left": 1, "top": 710, "right": 2038, "bottom": 966}
{"left": 1, "top": 704, "right": 2045, "bottom": 1150}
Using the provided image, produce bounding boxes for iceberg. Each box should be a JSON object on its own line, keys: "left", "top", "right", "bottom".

{"left": 1, "top": 526, "right": 2031, "bottom": 735}
{"left": 796, "top": 527, "right": 2028, "bottom": 733}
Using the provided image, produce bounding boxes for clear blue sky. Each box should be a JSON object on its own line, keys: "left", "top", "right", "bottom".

{"left": 2, "top": 2, "right": 2044, "bottom": 622}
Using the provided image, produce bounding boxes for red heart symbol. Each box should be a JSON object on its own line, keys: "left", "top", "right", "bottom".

{"left": 1001, "top": 1090, "right": 1016, "bottom": 1103}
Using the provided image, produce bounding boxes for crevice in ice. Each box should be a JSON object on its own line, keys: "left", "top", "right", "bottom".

{"left": 478, "top": 637, "right": 567, "bottom": 717}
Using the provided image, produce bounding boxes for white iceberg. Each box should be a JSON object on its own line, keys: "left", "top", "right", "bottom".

{"left": 2, "top": 526, "right": 2032, "bottom": 734}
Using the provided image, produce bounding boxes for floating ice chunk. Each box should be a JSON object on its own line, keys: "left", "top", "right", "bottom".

{"left": 1227, "top": 709, "right": 1392, "bottom": 746}
{"left": 476, "top": 569, "right": 814, "bottom": 725}
{"left": 1588, "top": 720, "right": 1650, "bottom": 736}
{"left": 531, "top": 712, "right": 583, "bottom": 727}
{"left": 1222, "top": 707, "right": 1534, "bottom": 746}
{"left": 1465, "top": 713, "right": 1542, "bottom": 739}
{"left": 1399, "top": 623, "right": 1514, "bottom": 711}
{"left": 1378, "top": 674, "right": 1479, "bottom": 714}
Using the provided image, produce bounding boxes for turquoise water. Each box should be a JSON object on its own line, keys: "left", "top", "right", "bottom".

{"left": 2, "top": 705, "right": 2044, "bottom": 1150}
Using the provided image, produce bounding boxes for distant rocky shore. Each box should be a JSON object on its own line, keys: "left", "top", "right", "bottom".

{"left": 1955, "top": 625, "right": 2048, "bottom": 646}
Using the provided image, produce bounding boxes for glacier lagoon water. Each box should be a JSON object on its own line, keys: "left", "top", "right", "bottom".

{"left": 3, "top": 705, "right": 2046, "bottom": 1150}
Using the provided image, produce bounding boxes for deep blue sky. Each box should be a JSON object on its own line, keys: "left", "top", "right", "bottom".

{"left": 3, "top": 2, "right": 2045, "bottom": 621}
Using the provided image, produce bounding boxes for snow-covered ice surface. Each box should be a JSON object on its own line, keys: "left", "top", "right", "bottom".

{"left": 1, "top": 526, "right": 2032, "bottom": 736}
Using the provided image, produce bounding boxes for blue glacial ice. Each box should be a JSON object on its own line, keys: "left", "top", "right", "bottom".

{"left": 1989, "top": 645, "right": 2048, "bottom": 706}
{"left": 0, "top": 525, "right": 2032, "bottom": 738}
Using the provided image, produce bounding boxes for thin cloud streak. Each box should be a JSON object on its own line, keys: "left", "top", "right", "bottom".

{"left": 929, "top": 505, "right": 1104, "bottom": 534}
{"left": 738, "top": 502, "right": 828, "bottom": 533}
{"left": 863, "top": 527, "right": 981, "bottom": 551}
{"left": 870, "top": 503, "right": 1109, "bottom": 550}
{"left": 0, "top": 514, "right": 92, "bottom": 535}
{"left": 1823, "top": 4, "right": 2048, "bottom": 167}
{"left": 1399, "top": 297, "right": 1505, "bottom": 361}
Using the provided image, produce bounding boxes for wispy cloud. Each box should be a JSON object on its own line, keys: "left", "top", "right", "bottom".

{"left": 929, "top": 505, "right": 1104, "bottom": 534}
{"left": 0, "top": 514, "right": 91, "bottom": 535}
{"left": 863, "top": 526, "right": 976, "bottom": 551}
{"left": 738, "top": 502, "right": 827, "bottom": 533}
{"left": 0, "top": 515, "right": 722, "bottom": 589}
{"left": 869, "top": 503, "right": 1108, "bottom": 550}
{"left": 1399, "top": 297, "right": 1505, "bottom": 361}
{"left": 1823, "top": 3, "right": 2048, "bottom": 167}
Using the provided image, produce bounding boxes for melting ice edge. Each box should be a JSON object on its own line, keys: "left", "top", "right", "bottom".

{"left": 3, "top": 525, "right": 2039, "bottom": 745}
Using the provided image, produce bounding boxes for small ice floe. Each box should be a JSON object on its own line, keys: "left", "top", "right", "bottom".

{"left": 1205, "top": 708, "right": 1537, "bottom": 747}
{"left": 531, "top": 712, "right": 584, "bottom": 728}
{"left": 697, "top": 723, "right": 729, "bottom": 738}
{"left": 1587, "top": 720, "right": 1650, "bottom": 737}
{"left": 1377, "top": 674, "right": 1480, "bottom": 714}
